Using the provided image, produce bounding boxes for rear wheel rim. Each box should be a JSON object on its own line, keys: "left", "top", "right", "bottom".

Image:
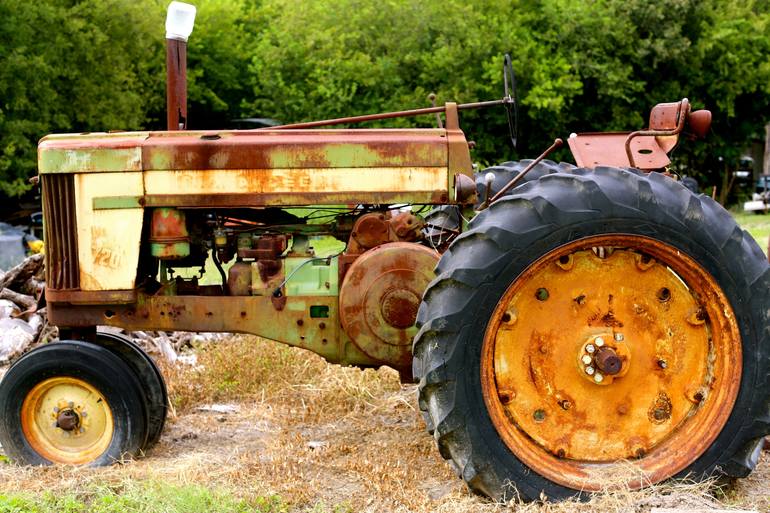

{"left": 480, "top": 234, "right": 741, "bottom": 491}
{"left": 21, "top": 376, "right": 114, "bottom": 464}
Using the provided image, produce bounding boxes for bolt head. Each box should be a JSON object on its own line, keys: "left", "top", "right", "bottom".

{"left": 614, "top": 332, "right": 624, "bottom": 341}
{"left": 585, "top": 366, "right": 595, "bottom": 375}
{"left": 581, "top": 355, "right": 592, "bottom": 365}
{"left": 594, "top": 373, "right": 604, "bottom": 383}
{"left": 586, "top": 344, "right": 595, "bottom": 354}
{"left": 595, "top": 337, "right": 605, "bottom": 347}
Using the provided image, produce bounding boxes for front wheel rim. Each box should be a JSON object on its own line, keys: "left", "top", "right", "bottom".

{"left": 480, "top": 234, "right": 742, "bottom": 491}
{"left": 21, "top": 376, "right": 114, "bottom": 464}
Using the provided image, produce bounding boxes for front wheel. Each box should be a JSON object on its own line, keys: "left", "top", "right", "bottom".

{"left": 413, "top": 166, "right": 770, "bottom": 500}
{"left": 0, "top": 341, "right": 148, "bottom": 465}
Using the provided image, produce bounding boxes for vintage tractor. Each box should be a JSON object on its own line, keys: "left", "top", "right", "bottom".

{"left": 1, "top": 2, "right": 769, "bottom": 502}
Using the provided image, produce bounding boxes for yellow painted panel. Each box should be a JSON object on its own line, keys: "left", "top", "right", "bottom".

{"left": 143, "top": 167, "right": 447, "bottom": 195}
{"left": 74, "top": 173, "right": 144, "bottom": 291}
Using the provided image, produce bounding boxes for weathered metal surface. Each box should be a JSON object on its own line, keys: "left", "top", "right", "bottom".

{"left": 41, "top": 174, "right": 79, "bottom": 290}
{"left": 73, "top": 172, "right": 144, "bottom": 291}
{"left": 445, "top": 102, "right": 474, "bottom": 198}
{"left": 567, "top": 98, "right": 710, "bottom": 171}
{"left": 283, "top": 257, "right": 338, "bottom": 297}
{"left": 38, "top": 133, "right": 148, "bottom": 174}
{"left": 45, "top": 288, "right": 137, "bottom": 304}
{"left": 480, "top": 236, "right": 741, "bottom": 491}
{"left": 262, "top": 99, "right": 506, "bottom": 131}
{"left": 21, "top": 377, "right": 114, "bottom": 464}
{"left": 227, "top": 261, "right": 251, "bottom": 296}
{"left": 351, "top": 213, "right": 390, "bottom": 251}
{"left": 137, "top": 190, "right": 446, "bottom": 208}
{"left": 142, "top": 167, "right": 447, "bottom": 203}
{"left": 338, "top": 242, "right": 439, "bottom": 369}
{"left": 149, "top": 208, "right": 190, "bottom": 259}
{"left": 46, "top": 295, "right": 383, "bottom": 368}
{"left": 166, "top": 38, "right": 187, "bottom": 131}
{"left": 453, "top": 173, "right": 477, "bottom": 204}
{"left": 568, "top": 132, "right": 672, "bottom": 169}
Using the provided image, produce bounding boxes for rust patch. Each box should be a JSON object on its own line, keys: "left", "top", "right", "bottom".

{"left": 338, "top": 242, "right": 438, "bottom": 369}
{"left": 480, "top": 235, "right": 742, "bottom": 492}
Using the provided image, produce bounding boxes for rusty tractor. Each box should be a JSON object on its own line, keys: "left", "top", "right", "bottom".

{"left": 1, "top": 2, "right": 769, "bottom": 502}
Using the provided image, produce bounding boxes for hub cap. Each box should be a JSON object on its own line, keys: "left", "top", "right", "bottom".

{"left": 480, "top": 235, "right": 741, "bottom": 490}
{"left": 21, "top": 377, "right": 114, "bottom": 464}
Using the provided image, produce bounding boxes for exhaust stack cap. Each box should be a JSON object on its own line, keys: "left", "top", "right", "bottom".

{"left": 166, "top": 1, "right": 196, "bottom": 42}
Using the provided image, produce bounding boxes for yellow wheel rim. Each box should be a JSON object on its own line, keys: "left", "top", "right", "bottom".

{"left": 21, "top": 377, "right": 114, "bottom": 464}
{"left": 481, "top": 235, "right": 741, "bottom": 491}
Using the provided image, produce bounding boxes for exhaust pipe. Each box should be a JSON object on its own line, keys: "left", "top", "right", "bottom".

{"left": 165, "top": 1, "right": 196, "bottom": 131}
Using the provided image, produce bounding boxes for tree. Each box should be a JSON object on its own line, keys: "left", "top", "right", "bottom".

{"left": 0, "top": 0, "right": 165, "bottom": 197}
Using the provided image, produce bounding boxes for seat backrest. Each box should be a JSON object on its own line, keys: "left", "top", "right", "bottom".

{"left": 649, "top": 101, "right": 684, "bottom": 131}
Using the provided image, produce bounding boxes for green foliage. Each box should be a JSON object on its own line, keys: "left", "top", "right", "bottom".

{"left": 1, "top": 0, "right": 768, "bottom": 198}
{"left": 0, "top": 0, "right": 165, "bottom": 196}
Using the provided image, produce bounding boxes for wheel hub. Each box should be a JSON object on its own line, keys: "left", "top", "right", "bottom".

{"left": 577, "top": 333, "right": 630, "bottom": 385}
{"left": 55, "top": 409, "right": 80, "bottom": 431}
{"left": 480, "top": 236, "right": 741, "bottom": 490}
{"left": 21, "top": 376, "right": 114, "bottom": 464}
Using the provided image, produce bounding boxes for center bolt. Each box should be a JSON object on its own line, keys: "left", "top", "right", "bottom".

{"left": 594, "top": 346, "right": 623, "bottom": 375}
{"left": 56, "top": 409, "right": 80, "bottom": 432}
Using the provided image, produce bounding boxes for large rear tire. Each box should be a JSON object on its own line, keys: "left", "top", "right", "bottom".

{"left": 413, "top": 166, "right": 770, "bottom": 501}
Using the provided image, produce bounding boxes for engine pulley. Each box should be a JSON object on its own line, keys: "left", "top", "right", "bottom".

{"left": 339, "top": 242, "right": 439, "bottom": 369}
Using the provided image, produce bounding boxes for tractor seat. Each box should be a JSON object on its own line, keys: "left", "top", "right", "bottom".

{"left": 567, "top": 99, "right": 706, "bottom": 171}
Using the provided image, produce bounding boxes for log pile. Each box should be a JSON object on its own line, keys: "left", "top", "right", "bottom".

{"left": 0, "top": 254, "right": 227, "bottom": 366}
{"left": 0, "top": 254, "right": 51, "bottom": 363}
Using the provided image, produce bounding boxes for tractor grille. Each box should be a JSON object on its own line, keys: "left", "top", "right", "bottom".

{"left": 42, "top": 174, "right": 79, "bottom": 290}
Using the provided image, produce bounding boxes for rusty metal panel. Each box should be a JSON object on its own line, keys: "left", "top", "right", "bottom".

{"left": 142, "top": 129, "right": 448, "bottom": 170}
{"left": 142, "top": 167, "right": 447, "bottom": 200}
{"left": 46, "top": 295, "right": 364, "bottom": 366}
{"left": 42, "top": 174, "right": 79, "bottom": 290}
{"left": 38, "top": 133, "right": 148, "bottom": 174}
{"left": 568, "top": 132, "right": 671, "bottom": 169}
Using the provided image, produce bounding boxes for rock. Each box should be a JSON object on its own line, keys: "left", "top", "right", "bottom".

{"left": 154, "top": 334, "right": 177, "bottom": 363}
{"left": 196, "top": 404, "right": 239, "bottom": 414}
{"left": 26, "top": 314, "right": 43, "bottom": 337}
{"left": 0, "top": 300, "right": 20, "bottom": 320}
{"left": 0, "top": 318, "right": 35, "bottom": 363}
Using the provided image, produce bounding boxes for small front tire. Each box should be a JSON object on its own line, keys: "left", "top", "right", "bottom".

{"left": 0, "top": 340, "right": 148, "bottom": 466}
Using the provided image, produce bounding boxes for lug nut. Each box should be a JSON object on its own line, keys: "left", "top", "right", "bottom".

{"left": 595, "top": 337, "right": 605, "bottom": 347}
{"left": 533, "top": 409, "right": 546, "bottom": 422}
{"left": 614, "top": 333, "right": 624, "bottom": 341}
{"left": 594, "top": 373, "right": 604, "bottom": 383}
{"left": 657, "top": 359, "right": 668, "bottom": 369}
{"left": 586, "top": 344, "right": 595, "bottom": 354}
{"left": 581, "top": 355, "right": 592, "bottom": 365}
{"left": 585, "top": 366, "right": 595, "bottom": 376}
{"left": 535, "top": 288, "right": 549, "bottom": 301}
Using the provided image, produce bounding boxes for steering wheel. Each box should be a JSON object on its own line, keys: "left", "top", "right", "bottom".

{"left": 503, "top": 54, "right": 519, "bottom": 150}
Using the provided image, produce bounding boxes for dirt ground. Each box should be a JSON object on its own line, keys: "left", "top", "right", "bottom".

{"left": 1, "top": 337, "right": 769, "bottom": 512}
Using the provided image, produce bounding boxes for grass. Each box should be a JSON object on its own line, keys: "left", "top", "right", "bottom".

{"left": 733, "top": 210, "right": 770, "bottom": 253}
{"left": 0, "top": 480, "right": 287, "bottom": 513}
{"left": 2, "top": 211, "right": 770, "bottom": 512}
{"left": 4, "top": 336, "right": 764, "bottom": 512}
